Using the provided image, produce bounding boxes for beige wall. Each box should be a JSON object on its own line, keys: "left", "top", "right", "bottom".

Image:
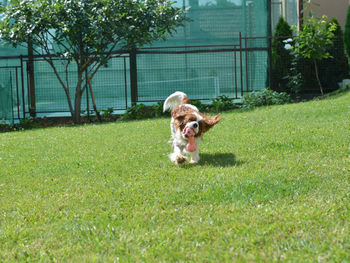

{"left": 304, "top": 0, "right": 349, "bottom": 29}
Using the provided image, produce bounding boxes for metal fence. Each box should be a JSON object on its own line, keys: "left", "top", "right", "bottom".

{"left": 2, "top": 33, "right": 346, "bottom": 122}
{"left": 0, "top": 33, "right": 270, "bottom": 122}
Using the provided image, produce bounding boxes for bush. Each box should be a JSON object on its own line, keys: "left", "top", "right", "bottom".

{"left": 0, "top": 117, "right": 37, "bottom": 133}
{"left": 319, "top": 18, "right": 349, "bottom": 90}
{"left": 344, "top": 6, "right": 350, "bottom": 64}
{"left": 241, "top": 89, "right": 291, "bottom": 109}
{"left": 121, "top": 102, "right": 169, "bottom": 120}
{"left": 210, "top": 95, "right": 236, "bottom": 112}
{"left": 271, "top": 17, "right": 293, "bottom": 93}
{"left": 101, "top": 108, "right": 115, "bottom": 122}
{"left": 286, "top": 17, "right": 344, "bottom": 96}
{"left": 192, "top": 96, "right": 236, "bottom": 113}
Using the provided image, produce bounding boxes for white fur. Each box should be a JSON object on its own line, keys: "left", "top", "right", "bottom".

{"left": 163, "top": 91, "right": 188, "bottom": 112}
{"left": 169, "top": 129, "right": 201, "bottom": 164}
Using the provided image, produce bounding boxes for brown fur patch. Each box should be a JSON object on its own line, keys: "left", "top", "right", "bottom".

{"left": 176, "top": 155, "right": 187, "bottom": 164}
{"left": 196, "top": 113, "right": 221, "bottom": 137}
{"left": 181, "top": 97, "right": 191, "bottom": 105}
{"left": 171, "top": 105, "right": 196, "bottom": 118}
{"left": 173, "top": 112, "right": 198, "bottom": 132}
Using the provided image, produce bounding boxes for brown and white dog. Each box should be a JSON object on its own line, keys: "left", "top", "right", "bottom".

{"left": 163, "top": 91, "right": 221, "bottom": 164}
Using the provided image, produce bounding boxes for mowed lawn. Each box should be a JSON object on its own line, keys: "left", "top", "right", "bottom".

{"left": 0, "top": 91, "right": 349, "bottom": 262}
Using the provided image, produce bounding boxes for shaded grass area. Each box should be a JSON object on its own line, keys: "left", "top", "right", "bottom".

{"left": 0, "top": 91, "right": 349, "bottom": 262}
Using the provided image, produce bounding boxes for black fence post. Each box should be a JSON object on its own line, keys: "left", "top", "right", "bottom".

{"left": 239, "top": 32, "right": 244, "bottom": 97}
{"left": 28, "top": 39, "right": 36, "bottom": 117}
{"left": 129, "top": 47, "right": 138, "bottom": 106}
{"left": 20, "top": 55, "right": 26, "bottom": 119}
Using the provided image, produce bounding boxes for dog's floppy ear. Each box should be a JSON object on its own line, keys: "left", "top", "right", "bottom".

{"left": 199, "top": 114, "right": 221, "bottom": 134}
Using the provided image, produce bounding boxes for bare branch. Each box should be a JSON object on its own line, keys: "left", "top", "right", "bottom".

{"left": 88, "top": 36, "right": 122, "bottom": 79}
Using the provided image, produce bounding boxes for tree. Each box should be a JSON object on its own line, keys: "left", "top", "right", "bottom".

{"left": 271, "top": 16, "right": 293, "bottom": 93}
{"left": 0, "top": 0, "right": 186, "bottom": 123}
{"left": 290, "top": 16, "right": 336, "bottom": 95}
{"left": 319, "top": 18, "right": 349, "bottom": 91}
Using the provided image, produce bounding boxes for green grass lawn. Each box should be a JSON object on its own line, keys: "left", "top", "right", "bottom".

{"left": 1, "top": 91, "right": 349, "bottom": 262}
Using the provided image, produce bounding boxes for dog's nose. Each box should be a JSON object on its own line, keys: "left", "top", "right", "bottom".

{"left": 192, "top": 123, "right": 198, "bottom": 129}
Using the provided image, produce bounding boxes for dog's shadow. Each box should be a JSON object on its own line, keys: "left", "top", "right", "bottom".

{"left": 198, "top": 152, "right": 244, "bottom": 167}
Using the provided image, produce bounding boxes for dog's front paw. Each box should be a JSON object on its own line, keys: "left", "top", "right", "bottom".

{"left": 170, "top": 153, "right": 188, "bottom": 164}
{"left": 176, "top": 155, "right": 187, "bottom": 164}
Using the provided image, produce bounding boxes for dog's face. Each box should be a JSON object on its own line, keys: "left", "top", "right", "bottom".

{"left": 172, "top": 109, "right": 221, "bottom": 139}
{"left": 173, "top": 113, "right": 200, "bottom": 139}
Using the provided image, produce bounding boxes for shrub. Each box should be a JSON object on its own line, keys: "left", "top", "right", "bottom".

{"left": 210, "top": 95, "right": 236, "bottom": 112}
{"left": 0, "top": 117, "right": 37, "bottom": 133}
{"left": 101, "top": 108, "right": 115, "bottom": 122}
{"left": 344, "top": 5, "right": 350, "bottom": 65}
{"left": 286, "top": 18, "right": 347, "bottom": 97}
{"left": 288, "top": 16, "right": 337, "bottom": 95}
{"left": 121, "top": 102, "right": 169, "bottom": 120}
{"left": 271, "top": 17, "right": 293, "bottom": 93}
{"left": 241, "top": 89, "right": 291, "bottom": 109}
{"left": 319, "top": 18, "right": 349, "bottom": 89}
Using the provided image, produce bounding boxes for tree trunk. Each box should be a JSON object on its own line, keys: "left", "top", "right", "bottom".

{"left": 313, "top": 59, "right": 324, "bottom": 96}
{"left": 72, "top": 71, "right": 84, "bottom": 124}
{"left": 73, "top": 89, "right": 82, "bottom": 124}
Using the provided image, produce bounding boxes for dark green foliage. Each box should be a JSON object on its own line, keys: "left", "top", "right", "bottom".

{"left": 0, "top": 117, "right": 37, "bottom": 133}
{"left": 319, "top": 18, "right": 349, "bottom": 91}
{"left": 241, "top": 89, "right": 291, "bottom": 109}
{"left": 210, "top": 95, "right": 236, "bottom": 112}
{"left": 344, "top": 6, "right": 350, "bottom": 63}
{"left": 287, "top": 17, "right": 346, "bottom": 95}
{"left": 271, "top": 17, "right": 293, "bottom": 93}
{"left": 193, "top": 96, "right": 237, "bottom": 113}
{"left": 101, "top": 108, "right": 115, "bottom": 122}
{"left": 121, "top": 102, "right": 169, "bottom": 120}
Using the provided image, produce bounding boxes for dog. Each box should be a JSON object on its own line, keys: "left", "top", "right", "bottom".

{"left": 163, "top": 91, "right": 221, "bottom": 164}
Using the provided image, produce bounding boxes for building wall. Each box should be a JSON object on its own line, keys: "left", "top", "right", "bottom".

{"left": 304, "top": 0, "right": 349, "bottom": 29}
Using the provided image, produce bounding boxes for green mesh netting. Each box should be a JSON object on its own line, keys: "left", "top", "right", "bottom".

{"left": 0, "top": 0, "right": 270, "bottom": 117}
{"left": 0, "top": 68, "right": 14, "bottom": 122}
{"left": 136, "top": 0, "right": 270, "bottom": 102}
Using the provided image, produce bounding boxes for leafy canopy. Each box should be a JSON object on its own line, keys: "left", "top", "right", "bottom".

{"left": 291, "top": 15, "right": 336, "bottom": 61}
{"left": 0, "top": 0, "right": 186, "bottom": 64}
{"left": 288, "top": 16, "right": 337, "bottom": 95}
{"left": 0, "top": 0, "right": 186, "bottom": 123}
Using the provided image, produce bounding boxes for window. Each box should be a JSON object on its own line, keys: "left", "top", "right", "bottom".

{"left": 271, "top": 0, "right": 298, "bottom": 32}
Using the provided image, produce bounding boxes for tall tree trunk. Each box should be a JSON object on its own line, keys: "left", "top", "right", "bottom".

{"left": 72, "top": 71, "right": 84, "bottom": 124}
{"left": 313, "top": 59, "right": 324, "bottom": 96}
{"left": 73, "top": 91, "right": 82, "bottom": 124}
